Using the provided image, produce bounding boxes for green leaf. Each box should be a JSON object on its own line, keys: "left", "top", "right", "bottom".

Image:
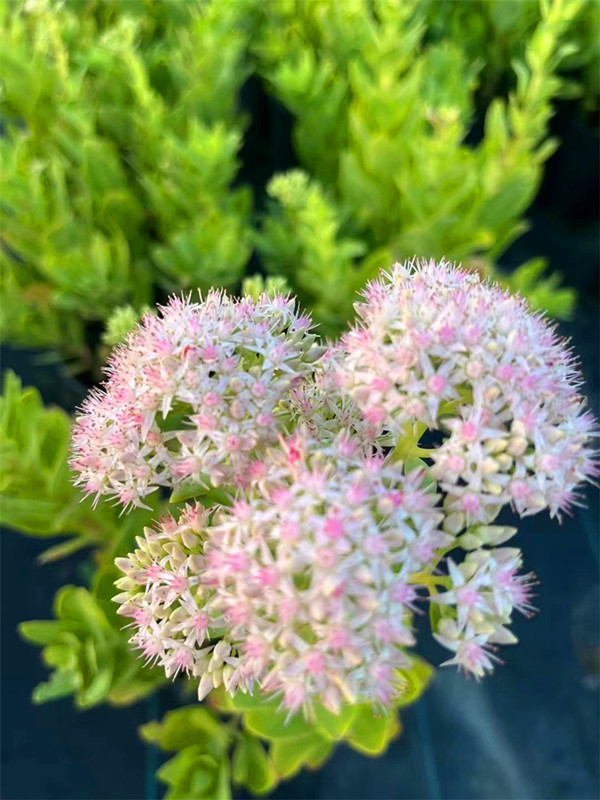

{"left": 77, "top": 655, "right": 116, "bottom": 708}
{"left": 157, "top": 748, "right": 200, "bottom": 788}
{"left": 169, "top": 481, "right": 230, "bottom": 506}
{"left": 346, "top": 705, "right": 399, "bottom": 756}
{"left": 232, "top": 733, "right": 276, "bottom": 795}
{"left": 37, "top": 536, "right": 92, "bottom": 564}
{"left": 270, "top": 731, "right": 332, "bottom": 779}
{"left": 158, "top": 749, "right": 227, "bottom": 800}
{"left": 140, "top": 707, "right": 229, "bottom": 756}
{"left": 229, "top": 691, "right": 278, "bottom": 712}
{"left": 243, "top": 707, "right": 313, "bottom": 740}
{"left": 32, "top": 669, "right": 82, "bottom": 703}
{"left": 42, "top": 643, "right": 78, "bottom": 670}
{"left": 313, "top": 703, "right": 356, "bottom": 740}
{"left": 54, "top": 586, "right": 113, "bottom": 638}
{"left": 396, "top": 656, "right": 434, "bottom": 708}
{"left": 18, "top": 620, "right": 64, "bottom": 645}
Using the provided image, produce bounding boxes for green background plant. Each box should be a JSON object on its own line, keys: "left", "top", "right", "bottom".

{"left": 139, "top": 655, "right": 432, "bottom": 800}
{"left": 0, "top": 0, "right": 257, "bottom": 372}
{"left": 1, "top": 0, "right": 595, "bottom": 365}
{"left": 253, "top": 0, "right": 587, "bottom": 330}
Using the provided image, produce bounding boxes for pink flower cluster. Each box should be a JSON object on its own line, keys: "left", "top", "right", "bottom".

{"left": 70, "top": 291, "right": 321, "bottom": 509}
{"left": 285, "top": 345, "right": 380, "bottom": 451}
{"left": 70, "top": 263, "right": 598, "bottom": 714}
{"left": 432, "top": 547, "right": 536, "bottom": 677}
{"left": 114, "top": 431, "right": 446, "bottom": 712}
{"left": 340, "top": 260, "right": 597, "bottom": 523}
{"left": 203, "top": 432, "right": 446, "bottom": 713}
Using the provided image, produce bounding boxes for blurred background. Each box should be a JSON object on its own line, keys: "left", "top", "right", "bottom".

{"left": 1, "top": 1, "right": 598, "bottom": 798}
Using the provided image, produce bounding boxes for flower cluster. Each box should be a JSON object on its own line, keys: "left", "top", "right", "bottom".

{"left": 340, "top": 259, "right": 597, "bottom": 523}
{"left": 432, "top": 546, "right": 536, "bottom": 677}
{"left": 113, "top": 504, "right": 222, "bottom": 681}
{"left": 284, "top": 345, "right": 381, "bottom": 452}
{"left": 203, "top": 431, "right": 446, "bottom": 713}
{"left": 70, "top": 262, "right": 598, "bottom": 713}
{"left": 115, "top": 431, "right": 447, "bottom": 712}
{"left": 70, "top": 291, "right": 321, "bottom": 509}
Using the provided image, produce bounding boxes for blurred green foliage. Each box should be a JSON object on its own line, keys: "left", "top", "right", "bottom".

{"left": 424, "top": 0, "right": 599, "bottom": 110}
{"left": 20, "top": 584, "right": 165, "bottom": 707}
{"left": 0, "top": 0, "right": 596, "bottom": 364}
{"left": 0, "top": 0, "right": 256, "bottom": 370}
{"left": 3, "top": 369, "right": 166, "bottom": 705}
{"left": 140, "top": 655, "right": 432, "bottom": 798}
{"left": 254, "top": 0, "right": 587, "bottom": 328}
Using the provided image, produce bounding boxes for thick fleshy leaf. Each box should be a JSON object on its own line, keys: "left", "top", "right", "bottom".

{"left": 346, "top": 705, "right": 400, "bottom": 756}
{"left": 232, "top": 733, "right": 276, "bottom": 795}
{"left": 140, "top": 707, "right": 229, "bottom": 756}
{"left": 19, "top": 620, "right": 65, "bottom": 645}
{"left": 270, "top": 732, "right": 332, "bottom": 779}
{"left": 243, "top": 708, "right": 313, "bottom": 740}
{"left": 32, "top": 669, "right": 82, "bottom": 703}
{"left": 313, "top": 703, "right": 356, "bottom": 740}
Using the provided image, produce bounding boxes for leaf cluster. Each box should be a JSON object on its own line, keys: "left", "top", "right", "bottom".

{"left": 1, "top": 370, "right": 169, "bottom": 708}
{"left": 140, "top": 655, "right": 432, "bottom": 798}
{"left": 253, "top": 0, "right": 588, "bottom": 328}
{"left": 19, "top": 584, "right": 165, "bottom": 708}
{"left": 0, "top": 0, "right": 257, "bottom": 370}
{"left": 0, "top": 0, "right": 595, "bottom": 363}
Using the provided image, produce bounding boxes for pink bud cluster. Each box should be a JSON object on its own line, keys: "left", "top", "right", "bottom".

{"left": 340, "top": 259, "right": 597, "bottom": 523}
{"left": 70, "top": 291, "right": 321, "bottom": 509}
{"left": 285, "top": 345, "right": 381, "bottom": 452}
{"left": 70, "top": 261, "right": 598, "bottom": 714}
{"left": 432, "top": 547, "right": 536, "bottom": 677}
{"left": 203, "top": 431, "right": 446, "bottom": 714}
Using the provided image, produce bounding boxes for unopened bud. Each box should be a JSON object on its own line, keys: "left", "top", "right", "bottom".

{"left": 511, "top": 420, "right": 527, "bottom": 438}
{"left": 477, "top": 525, "right": 517, "bottom": 545}
{"left": 443, "top": 511, "right": 466, "bottom": 534}
{"left": 457, "top": 532, "right": 483, "bottom": 550}
{"left": 482, "top": 457, "right": 499, "bottom": 476}
{"left": 507, "top": 437, "right": 527, "bottom": 456}
{"left": 496, "top": 454, "right": 513, "bottom": 471}
{"left": 486, "top": 438, "right": 508, "bottom": 454}
{"left": 483, "top": 480, "right": 503, "bottom": 496}
{"left": 198, "top": 673, "right": 213, "bottom": 700}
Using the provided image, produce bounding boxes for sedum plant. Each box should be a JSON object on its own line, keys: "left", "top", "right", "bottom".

{"left": 254, "top": 0, "right": 586, "bottom": 330}
{"left": 45, "top": 260, "right": 597, "bottom": 797}
{"left": 0, "top": 0, "right": 256, "bottom": 371}
{"left": 0, "top": 0, "right": 593, "bottom": 364}
{"left": 423, "top": 0, "right": 599, "bottom": 112}
{"left": 1, "top": 370, "right": 167, "bottom": 705}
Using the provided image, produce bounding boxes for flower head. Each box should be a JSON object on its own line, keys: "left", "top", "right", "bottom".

{"left": 432, "top": 547, "right": 535, "bottom": 678}
{"left": 340, "top": 259, "right": 598, "bottom": 521}
{"left": 284, "top": 344, "right": 382, "bottom": 452}
{"left": 100, "top": 263, "right": 598, "bottom": 712}
{"left": 70, "top": 291, "right": 321, "bottom": 509}
{"left": 113, "top": 431, "right": 447, "bottom": 711}
{"left": 201, "top": 430, "right": 446, "bottom": 713}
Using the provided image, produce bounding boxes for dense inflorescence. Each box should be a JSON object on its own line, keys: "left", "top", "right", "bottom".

{"left": 284, "top": 345, "right": 380, "bottom": 452}
{"left": 203, "top": 431, "right": 446, "bottom": 713}
{"left": 73, "top": 265, "right": 598, "bottom": 711}
{"left": 70, "top": 291, "right": 322, "bottom": 510}
{"left": 340, "top": 259, "right": 598, "bottom": 523}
